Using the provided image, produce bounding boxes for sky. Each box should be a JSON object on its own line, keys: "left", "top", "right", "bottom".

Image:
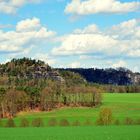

{"left": 0, "top": 0, "right": 140, "bottom": 72}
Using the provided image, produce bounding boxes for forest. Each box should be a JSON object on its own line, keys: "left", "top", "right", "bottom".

{"left": 0, "top": 58, "right": 102, "bottom": 118}
{"left": 0, "top": 58, "right": 139, "bottom": 119}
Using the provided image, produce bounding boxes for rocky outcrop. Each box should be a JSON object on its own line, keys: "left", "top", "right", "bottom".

{"left": 127, "top": 73, "right": 140, "bottom": 85}
{"left": 0, "top": 58, "right": 65, "bottom": 83}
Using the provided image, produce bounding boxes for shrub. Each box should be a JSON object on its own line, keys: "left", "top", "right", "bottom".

{"left": 135, "top": 119, "right": 140, "bottom": 125}
{"left": 20, "top": 118, "right": 29, "bottom": 127}
{"left": 124, "top": 117, "right": 134, "bottom": 125}
{"left": 84, "top": 119, "right": 92, "bottom": 126}
{"left": 32, "top": 118, "right": 44, "bottom": 127}
{"left": 0, "top": 119, "right": 2, "bottom": 127}
{"left": 48, "top": 118, "right": 57, "bottom": 127}
{"left": 114, "top": 119, "right": 120, "bottom": 125}
{"left": 72, "top": 120, "right": 81, "bottom": 126}
{"left": 5, "top": 118, "right": 16, "bottom": 127}
{"left": 96, "top": 108, "right": 113, "bottom": 125}
{"left": 59, "top": 119, "right": 70, "bottom": 127}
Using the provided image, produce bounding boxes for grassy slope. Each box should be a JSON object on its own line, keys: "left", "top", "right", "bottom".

{"left": 21, "top": 93, "right": 140, "bottom": 120}
{"left": 0, "top": 126, "right": 140, "bottom": 140}
{"left": 0, "top": 93, "right": 140, "bottom": 140}
{"left": 2, "top": 93, "right": 139, "bottom": 126}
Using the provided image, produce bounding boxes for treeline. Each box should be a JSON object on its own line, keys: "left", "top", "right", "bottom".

{"left": 0, "top": 57, "right": 51, "bottom": 76}
{"left": 58, "top": 68, "right": 140, "bottom": 86}
{"left": 0, "top": 81, "right": 102, "bottom": 118}
{"left": 0, "top": 58, "right": 140, "bottom": 93}
{"left": 91, "top": 84, "right": 140, "bottom": 93}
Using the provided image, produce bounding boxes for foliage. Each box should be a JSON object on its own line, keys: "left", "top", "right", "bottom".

{"left": 20, "top": 118, "right": 29, "bottom": 127}
{"left": 83, "top": 120, "right": 92, "bottom": 126}
{"left": 96, "top": 108, "right": 113, "bottom": 125}
{"left": 114, "top": 119, "right": 120, "bottom": 125}
{"left": 32, "top": 118, "right": 44, "bottom": 127}
{"left": 124, "top": 117, "right": 134, "bottom": 125}
{"left": 59, "top": 119, "right": 70, "bottom": 127}
{"left": 59, "top": 70, "right": 86, "bottom": 86}
{"left": 135, "top": 119, "right": 140, "bottom": 125}
{"left": 48, "top": 118, "right": 57, "bottom": 127}
{"left": 0, "top": 119, "right": 2, "bottom": 127}
{"left": 0, "top": 58, "right": 104, "bottom": 118}
{"left": 72, "top": 120, "right": 81, "bottom": 126}
{"left": 5, "top": 118, "right": 15, "bottom": 127}
{"left": 60, "top": 68, "right": 140, "bottom": 86}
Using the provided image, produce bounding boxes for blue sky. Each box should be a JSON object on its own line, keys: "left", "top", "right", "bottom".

{"left": 0, "top": 0, "right": 140, "bottom": 72}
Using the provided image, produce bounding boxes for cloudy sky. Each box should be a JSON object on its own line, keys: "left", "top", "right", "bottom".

{"left": 0, "top": 0, "right": 140, "bottom": 71}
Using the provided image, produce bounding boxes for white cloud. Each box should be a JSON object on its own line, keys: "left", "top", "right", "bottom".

{"left": 112, "top": 60, "right": 127, "bottom": 68}
{"left": 0, "top": 17, "right": 56, "bottom": 54}
{"left": 68, "top": 61, "right": 81, "bottom": 68}
{"left": 52, "top": 19, "right": 140, "bottom": 58}
{"left": 74, "top": 24, "right": 99, "bottom": 34}
{"left": 65, "top": 0, "right": 140, "bottom": 15}
{"left": 0, "top": 0, "right": 41, "bottom": 14}
{"left": 52, "top": 34, "right": 119, "bottom": 56}
{"left": 34, "top": 53, "right": 57, "bottom": 65}
{"left": 0, "top": 24, "right": 13, "bottom": 29}
{"left": 132, "top": 66, "right": 139, "bottom": 72}
{"left": 110, "top": 19, "right": 140, "bottom": 39}
{"left": 16, "top": 18, "right": 41, "bottom": 32}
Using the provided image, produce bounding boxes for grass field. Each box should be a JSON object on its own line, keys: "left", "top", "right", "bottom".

{"left": 0, "top": 126, "right": 140, "bottom": 140}
{"left": 1, "top": 93, "right": 140, "bottom": 126}
{"left": 0, "top": 93, "right": 140, "bottom": 140}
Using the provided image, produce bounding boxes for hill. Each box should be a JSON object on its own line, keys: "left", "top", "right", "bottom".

{"left": 1, "top": 58, "right": 140, "bottom": 86}
{"left": 58, "top": 68, "right": 140, "bottom": 85}
{"left": 0, "top": 58, "right": 64, "bottom": 83}
{"left": 0, "top": 58, "right": 88, "bottom": 87}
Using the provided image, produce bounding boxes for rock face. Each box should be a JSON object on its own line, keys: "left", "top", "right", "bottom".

{"left": 0, "top": 58, "right": 65, "bottom": 83}
{"left": 20, "top": 66, "right": 65, "bottom": 83}
{"left": 127, "top": 73, "right": 140, "bottom": 85}
{"left": 32, "top": 68, "right": 65, "bottom": 83}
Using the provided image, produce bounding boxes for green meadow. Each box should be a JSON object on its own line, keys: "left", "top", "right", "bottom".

{"left": 1, "top": 93, "right": 140, "bottom": 126}
{"left": 0, "top": 126, "right": 140, "bottom": 140}
{"left": 0, "top": 93, "right": 140, "bottom": 140}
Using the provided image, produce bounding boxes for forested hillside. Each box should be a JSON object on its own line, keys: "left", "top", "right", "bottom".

{"left": 0, "top": 58, "right": 140, "bottom": 119}
{"left": 58, "top": 68, "right": 140, "bottom": 85}
{"left": 0, "top": 58, "right": 101, "bottom": 118}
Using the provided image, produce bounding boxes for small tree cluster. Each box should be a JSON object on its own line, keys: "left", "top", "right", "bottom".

{"left": 48, "top": 118, "right": 57, "bottom": 127}
{"left": 84, "top": 119, "right": 92, "bottom": 126}
{"left": 124, "top": 117, "right": 134, "bottom": 125}
{"left": 72, "top": 120, "right": 81, "bottom": 126}
{"left": 96, "top": 108, "right": 113, "bottom": 125}
{"left": 59, "top": 119, "right": 70, "bottom": 127}
{"left": 32, "top": 118, "right": 44, "bottom": 127}
{"left": 20, "top": 118, "right": 29, "bottom": 127}
{"left": 5, "top": 118, "right": 16, "bottom": 127}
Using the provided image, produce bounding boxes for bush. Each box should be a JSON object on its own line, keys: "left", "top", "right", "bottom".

{"left": 0, "top": 119, "right": 2, "bottom": 127}
{"left": 20, "top": 118, "right": 29, "bottom": 127}
{"left": 124, "top": 117, "right": 134, "bottom": 125}
{"left": 114, "top": 119, "right": 120, "bottom": 125}
{"left": 135, "top": 119, "right": 140, "bottom": 125}
{"left": 84, "top": 119, "right": 92, "bottom": 126}
{"left": 72, "top": 120, "right": 81, "bottom": 126}
{"left": 5, "top": 118, "right": 16, "bottom": 127}
{"left": 48, "top": 118, "right": 57, "bottom": 127}
{"left": 96, "top": 108, "right": 113, "bottom": 125}
{"left": 59, "top": 119, "right": 70, "bottom": 127}
{"left": 32, "top": 118, "right": 44, "bottom": 127}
